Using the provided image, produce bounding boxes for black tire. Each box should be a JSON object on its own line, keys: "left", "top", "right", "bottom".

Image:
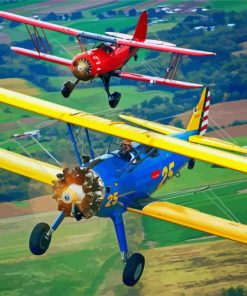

{"left": 29, "top": 222, "right": 51, "bottom": 255}
{"left": 108, "top": 91, "right": 121, "bottom": 108}
{"left": 188, "top": 158, "right": 195, "bottom": 170}
{"left": 61, "top": 81, "right": 73, "bottom": 98}
{"left": 122, "top": 253, "right": 145, "bottom": 286}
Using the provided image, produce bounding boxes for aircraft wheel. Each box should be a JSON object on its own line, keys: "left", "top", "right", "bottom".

{"left": 29, "top": 222, "right": 51, "bottom": 255}
{"left": 122, "top": 253, "right": 145, "bottom": 286}
{"left": 109, "top": 91, "right": 121, "bottom": 108}
{"left": 61, "top": 80, "right": 74, "bottom": 98}
{"left": 188, "top": 159, "right": 195, "bottom": 170}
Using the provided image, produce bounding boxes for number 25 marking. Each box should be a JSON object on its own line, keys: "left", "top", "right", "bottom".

{"left": 105, "top": 192, "right": 118, "bottom": 207}
{"left": 158, "top": 161, "right": 175, "bottom": 189}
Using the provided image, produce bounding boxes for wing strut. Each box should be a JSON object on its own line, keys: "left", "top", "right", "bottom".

{"left": 25, "top": 24, "right": 52, "bottom": 54}
{"left": 165, "top": 54, "right": 182, "bottom": 80}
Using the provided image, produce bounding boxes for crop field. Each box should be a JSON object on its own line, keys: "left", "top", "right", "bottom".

{"left": 1, "top": 1, "right": 247, "bottom": 295}
{"left": 1, "top": 169, "right": 247, "bottom": 295}
{"left": 208, "top": 0, "right": 247, "bottom": 12}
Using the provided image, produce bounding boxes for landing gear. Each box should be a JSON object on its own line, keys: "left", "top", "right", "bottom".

{"left": 123, "top": 253, "right": 145, "bottom": 286}
{"left": 61, "top": 80, "right": 79, "bottom": 98}
{"left": 112, "top": 212, "right": 145, "bottom": 286}
{"left": 109, "top": 91, "right": 121, "bottom": 108}
{"left": 29, "top": 211, "right": 65, "bottom": 256}
{"left": 100, "top": 74, "right": 121, "bottom": 108}
{"left": 188, "top": 158, "right": 195, "bottom": 170}
{"left": 29, "top": 222, "right": 51, "bottom": 255}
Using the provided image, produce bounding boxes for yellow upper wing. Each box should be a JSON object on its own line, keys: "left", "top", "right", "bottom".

{"left": 1, "top": 87, "right": 247, "bottom": 174}
{"left": 119, "top": 114, "right": 184, "bottom": 134}
{"left": 128, "top": 201, "right": 247, "bottom": 244}
{"left": 0, "top": 148, "right": 62, "bottom": 185}
{"left": 119, "top": 114, "right": 247, "bottom": 154}
{"left": 189, "top": 135, "right": 247, "bottom": 154}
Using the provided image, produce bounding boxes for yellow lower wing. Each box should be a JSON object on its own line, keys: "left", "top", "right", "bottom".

{"left": 128, "top": 201, "right": 247, "bottom": 244}
{"left": 0, "top": 148, "right": 62, "bottom": 185}
{"left": 1, "top": 87, "right": 247, "bottom": 174}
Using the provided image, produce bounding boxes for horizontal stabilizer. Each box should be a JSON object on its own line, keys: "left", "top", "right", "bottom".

{"left": 119, "top": 114, "right": 184, "bottom": 135}
{"left": 113, "top": 71, "right": 203, "bottom": 89}
{"left": 11, "top": 47, "right": 72, "bottom": 67}
{"left": 128, "top": 201, "right": 247, "bottom": 245}
{"left": 189, "top": 135, "right": 247, "bottom": 154}
{"left": 1, "top": 87, "right": 247, "bottom": 174}
{"left": 0, "top": 148, "right": 62, "bottom": 185}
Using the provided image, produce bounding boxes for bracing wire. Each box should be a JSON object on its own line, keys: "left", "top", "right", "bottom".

{"left": 16, "top": 120, "right": 62, "bottom": 167}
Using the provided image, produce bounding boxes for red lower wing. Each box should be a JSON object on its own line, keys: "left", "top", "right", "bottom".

{"left": 11, "top": 47, "right": 72, "bottom": 67}
{"left": 114, "top": 71, "right": 203, "bottom": 89}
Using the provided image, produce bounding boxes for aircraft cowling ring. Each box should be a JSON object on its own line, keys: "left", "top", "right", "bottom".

{"left": 52, "top": 166, "right": 105, "bottom": 219}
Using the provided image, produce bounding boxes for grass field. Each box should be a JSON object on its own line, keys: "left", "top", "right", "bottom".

{"left": 0, "top": 77, "right": 173, "bottom": 146}
{"left": 1, "top": 170, "right": 247, "bottom": 295}
{"left": 208, "top": 0, "right": 247, "bottom": 12}
{"left": 1, "top": 1, "right": 247, "bottom": 294}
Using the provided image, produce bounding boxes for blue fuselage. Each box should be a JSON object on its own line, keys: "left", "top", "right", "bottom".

{"left": 90, "top": 130, "right": 196, "bottom": 218}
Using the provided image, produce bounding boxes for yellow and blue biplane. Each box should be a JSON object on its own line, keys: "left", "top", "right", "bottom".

{"left": 1, "top": 86, "right": 247, "bottom": 286}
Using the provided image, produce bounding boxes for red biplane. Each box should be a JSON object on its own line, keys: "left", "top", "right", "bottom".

{"left": 0, "top": 11, "right": 216, "bottom": 107}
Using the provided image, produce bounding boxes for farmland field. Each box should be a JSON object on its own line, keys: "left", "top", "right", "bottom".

{"left": 1, "top": 174, "right": 247, "bottom": 295}
{"left": 1, "top": 0, "right": 247, "bottom": 295}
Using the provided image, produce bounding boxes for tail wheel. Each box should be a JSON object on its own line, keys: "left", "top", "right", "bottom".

{"left": 122, "top": 253, "right": 145, "bottom": 286}
{"left": 188, "top": 159, "right": 195, "bottom": 170}
{"left": 29, "top": 222, "right": 51, "bottom": 255}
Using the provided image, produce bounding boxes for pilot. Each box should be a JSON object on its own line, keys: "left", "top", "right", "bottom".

{"left": 119, "top": 139, "right": 135, "bottom": 162}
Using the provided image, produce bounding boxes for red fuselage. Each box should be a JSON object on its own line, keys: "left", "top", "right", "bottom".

{"left": 71, "top": 44, "right": 137, "bottom": 81}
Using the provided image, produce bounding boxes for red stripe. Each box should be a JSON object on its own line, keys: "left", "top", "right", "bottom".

{"left": 202, "top": 115, "right": 208, "bottom": 121}
{"left": 204, "top": 105, "right": 210, "bottom": 112}
{"left": 200, "top": 125, "right": 208, "bottom": 132}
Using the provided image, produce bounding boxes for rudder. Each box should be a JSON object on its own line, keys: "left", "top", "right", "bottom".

{"left": 132, "top": 11, "right": 148, "bottom": 42}
{"left": 186, "top": 87, "right": 210, "bottom": 135}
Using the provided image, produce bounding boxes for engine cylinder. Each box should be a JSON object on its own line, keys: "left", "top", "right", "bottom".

{"left": 52, "top": 166, "right": 105, "bottom": 218}
{"left": 71, "top": 57, "right": 94, "bottom": 81}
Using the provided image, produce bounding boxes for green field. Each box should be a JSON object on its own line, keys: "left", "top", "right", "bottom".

{"left": 208, "top": 0, "right": 247, "bottom": 12}
{"left": 1, "top": 160, "right": 247, "bottom": 295}
{"left": 1, "top": 1, "right": 247, "bottom": 295}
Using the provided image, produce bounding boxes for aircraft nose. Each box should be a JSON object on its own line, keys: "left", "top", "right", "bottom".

{"left": 52, "top": 167, "right": 105, "bottom": 219}
{"left": 77, "top": 60, "right": 89, "bottom": 73}
{"left": 72, "top": 57, "right": 92, "bottom": 81}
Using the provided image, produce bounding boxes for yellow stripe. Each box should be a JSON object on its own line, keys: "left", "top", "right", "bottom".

{"left": 189, "top": 135, "right": 247, "bottom": 154}
{"left": 0, "top": 148, "right": 62, "bottom": 185}
{"left": 128, "top": 201, "right": 247, "bottom": 244}
{"left": 1, "top": 87, "right": 247, "bottom": 174}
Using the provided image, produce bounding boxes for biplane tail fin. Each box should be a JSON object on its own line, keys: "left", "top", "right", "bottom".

{"left": 132, "top": 11, "right": 148, "bottom": 42}
{"left": 186, "top": 86, "right": 210, "bottom": 135}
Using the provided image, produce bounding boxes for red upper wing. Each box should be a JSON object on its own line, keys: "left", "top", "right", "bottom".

{"left": 0, "top": 11, "right": 216, "bottom": 57}
{"left": 0, "top": 11, "right": 80, "bottom": 36}
{"left": 117, "top": 39, "right": 216, "bottom": 56}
